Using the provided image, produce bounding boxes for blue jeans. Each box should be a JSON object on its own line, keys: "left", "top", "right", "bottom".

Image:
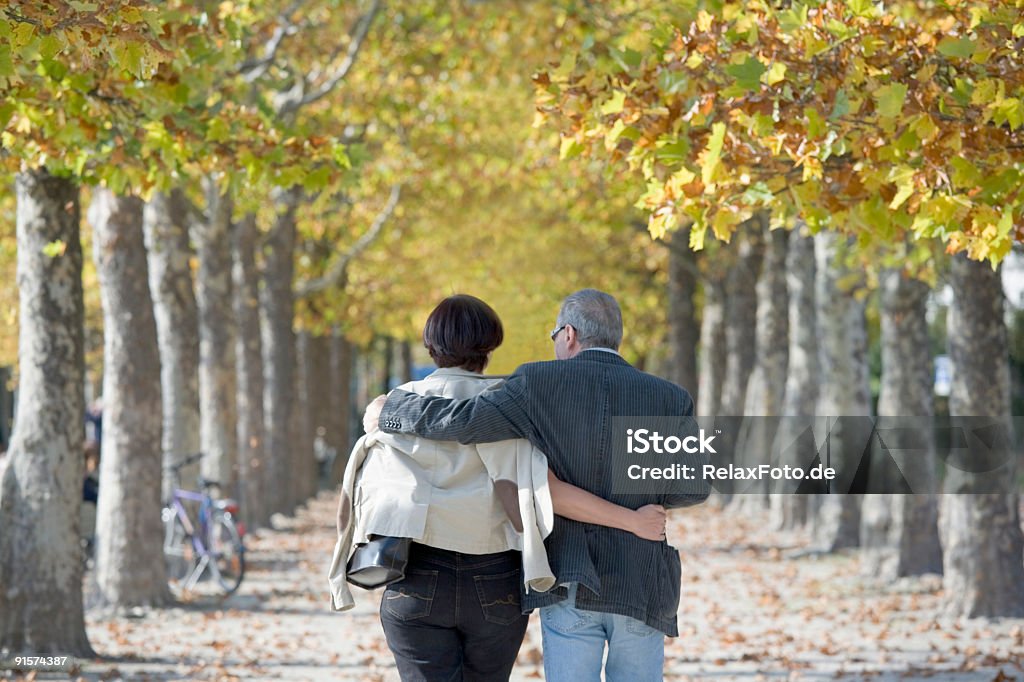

{"left": 540, "top": 585, "right": 665, "bottom": 682}
{"left": 379, "top": 543, "right": 528, "bottom": 682}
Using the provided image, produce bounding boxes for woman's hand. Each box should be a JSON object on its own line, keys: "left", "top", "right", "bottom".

{"left": 629, "top": 504, "right": 667, "bottom": 541}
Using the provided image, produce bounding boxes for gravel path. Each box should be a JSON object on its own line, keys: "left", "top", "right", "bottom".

{"left": 18, "top": 490, "right": 1020, "bottom": 681}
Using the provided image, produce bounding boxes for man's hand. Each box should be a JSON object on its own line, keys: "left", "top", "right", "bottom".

{"left": 630, "top": 504, "right": 667, "bottom": 541}
{"left": 363, "top": 394, "right": 387, "bottom": 435}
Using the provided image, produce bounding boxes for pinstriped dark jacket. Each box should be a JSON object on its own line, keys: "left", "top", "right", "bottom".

{"left": 379, "top": 349, "right": 711, "bottom": 636}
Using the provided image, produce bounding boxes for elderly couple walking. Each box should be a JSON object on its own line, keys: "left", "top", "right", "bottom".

{"left": 331, "top": 288, "right": 710, "bottom": 681}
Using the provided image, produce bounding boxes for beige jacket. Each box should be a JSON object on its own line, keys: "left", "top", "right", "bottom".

{"left": 328, "top": 368, "right": 556, "bottom": 612}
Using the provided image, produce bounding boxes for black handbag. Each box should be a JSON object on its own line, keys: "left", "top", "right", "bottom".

{"left": 346, "top": 535, "right": 412, "bottom": 589}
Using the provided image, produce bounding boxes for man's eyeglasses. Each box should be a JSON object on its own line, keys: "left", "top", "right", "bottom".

{"left": 550, "top": 324, "right": 567, "bottom": 341}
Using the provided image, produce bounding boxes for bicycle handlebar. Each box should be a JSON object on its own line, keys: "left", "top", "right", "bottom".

{"left": 165, "top": 452, "right": 204, "bottom": 472}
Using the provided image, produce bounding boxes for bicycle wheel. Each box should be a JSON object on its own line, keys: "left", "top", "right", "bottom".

{"left": 208, "top": 513, "right": 245, "bottom": 594}
{"left": 163, "top": 507, "right": 195, "bottom": 592}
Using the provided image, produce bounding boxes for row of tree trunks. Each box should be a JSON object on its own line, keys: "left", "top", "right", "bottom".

{"left": 718, "top": 222, "right": 764, "bottom": 416}
{"left": 195, "top": 179, "right": 238, "bottom": 493}
{"left": 735, "top": 223, "right": 790, "bottom": 511}
{"left": 769, "top": 227, "right": 817, "bottom": 530}
{"left": 811, "top": 232, "right": 870, "bottom": 551}
{"left": 0, "top": 170, "right": 93, "bottom": 656}
{"left": 860, "top": 269, "right": 941, "bottom": 579}
{"left": 143, "top": 190, "right": 201, "bottom": 501}
{"left": 328, "top": 329, "right": 354, "bottom": 487}
{"left": 696, "top": 271, "right": 727, "bottom": 416}
{"left": 942, "top": 255, "right": 1024, "bottom": 617}
{"left": 89, "top": 190, "right": 170, "bottom": 610}
{"left": 232, "top": 213, "right": 268, "bottom": 530}
{"left": 261, "top": 187, "right": 300, "bottom": 516}
{"left": 294, "top": 331, "right": 317, "bottom": 507}
{"left": 666, "top": 230, "right": 700, "bottom": 403}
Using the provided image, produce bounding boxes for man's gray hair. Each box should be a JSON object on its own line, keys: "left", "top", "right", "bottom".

{"left": 557, "top": 289, "right": 623, "bottom": 350}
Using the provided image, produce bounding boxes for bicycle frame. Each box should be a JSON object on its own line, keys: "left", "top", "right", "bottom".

{"left": 166, "top": 487, "right": 223, "bottom": 592}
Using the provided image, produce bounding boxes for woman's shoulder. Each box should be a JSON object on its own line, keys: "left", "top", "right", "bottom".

{"left": 402, "top": 368, "right": 505, "bottom": 399}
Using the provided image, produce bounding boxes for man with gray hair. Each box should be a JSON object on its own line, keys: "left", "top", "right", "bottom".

{"left": 368, "top": 288, "right": 709, "bottom": 681}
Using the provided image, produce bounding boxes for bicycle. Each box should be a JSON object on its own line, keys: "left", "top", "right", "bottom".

{"left": 162, "top": 452, "right": 246, "bottom": 596}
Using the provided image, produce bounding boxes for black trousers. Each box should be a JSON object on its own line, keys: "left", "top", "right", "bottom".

{"left": 379, "top": 543, "right": 528, "bottom": 682}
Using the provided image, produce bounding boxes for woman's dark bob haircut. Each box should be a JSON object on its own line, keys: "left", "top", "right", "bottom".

{"left": 423, "top": 294, "right": 503, "bottom": 373}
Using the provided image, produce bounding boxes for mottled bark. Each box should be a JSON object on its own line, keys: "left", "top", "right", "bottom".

{"left": 328, "top": 330, "right": 353, "bottom": 487}
{"left": 811, "top": 232, "right": 869, "bottom": 551}
{"left": 143, "top": 190, "right": 200, "bottom": 501}
{"left": 261, "top": 187, "right": 300, "bottom": 516}
{"left": 0, "top": 170, "right": 93, "bottom": 656}
{"left": 308, "top": 333, "right": 332, "bottom": 492}
{"left": 232, "top": 213, "right": 267, "bottom": 530}
{"left": 666, "top": 234, "right": 700, "bottom": 400}
{"left": 770, "top": 228, "right": 817, "bottom": 530}
{"left": 736, "top": 225, "right": 789, "bottom": 510}
{"left": 697, "top": 274, "right": 727, "bottom": 416}
{"left": 941, "top": 255, "right": 1024, "bottom": 617}
{"left": 89, "top": 190, "right": 170, "bottom": 609}
{"left": 293, "top": 331, "right": 316, "bottom": 507}
{"left": 861, "top": 270, "right": 942, "bottom": 579}
{"left": 195, "top": 179, "right": 237, "bottom": 494}
{"left": 718, "top": 224, "right": 764, "bottom": 415}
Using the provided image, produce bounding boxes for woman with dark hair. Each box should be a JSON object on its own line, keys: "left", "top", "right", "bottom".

{"left": 331, "top": 294, "right": 665, "bottom": 681}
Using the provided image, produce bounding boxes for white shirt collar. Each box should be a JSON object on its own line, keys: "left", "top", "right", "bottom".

{"left": 580, "top": 347, "right": 621, "bottom": 356}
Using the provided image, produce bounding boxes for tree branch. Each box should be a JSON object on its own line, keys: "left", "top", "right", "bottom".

{"left": 238, "top": 0, "right": 308, "bottom": 83}
{"left": 295, "top": 183, "right": 402, "bottom": 298}
{"left": 277, "top": 0, "right": 381, "bottom": 116}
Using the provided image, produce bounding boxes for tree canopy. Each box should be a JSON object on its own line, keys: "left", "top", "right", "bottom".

{"left": 535, "top": 0, "right": 1024, "bottom": 266}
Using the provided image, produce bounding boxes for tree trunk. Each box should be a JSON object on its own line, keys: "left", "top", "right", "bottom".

{"left": 381, "top": 336, "right": 394, "bottom": 395}
{"left": 89, "top": 190, "right": 170, "bottom": 609}
{"left": 293, "top": 330, "right": 315, "bottom": 507}
{"left": 736, "top": 225, "right": 789, "bottom": 511}
{"left": 811, "top": 232, "right": 869, "bottom": 551}
{"left": 0, "top": 169, "right": 93, "bottom": 656}
{"left": 0, "top": 366, "right": 12, "bottom": 450}
{"left": 328, "top": 329, "right": 353, "bottom": 487}
{"left": 232, "top": 213, "right": 266, "bottom": 530}
{"left": 941, "top": 254, "right": 1024, "bottom": 617}
{"left": 770, "top": 227, "right": 817, "bottom": 530}
{"left": 718, "top": 224, "right": 764, "bottom": 415}
{"left": 666, "top": 233, "right": 699, "bottom": 400}
{"left": 195, "top": 179, "right": 237, "bottom": 495}
{"left": 143, "top": 190, "right": 201, "bottom": 502}
{"left": 308, "top": 334, "right": 332, "bottom": 491}
{"left": 696, "top": 274, "right": 727, "bottom": 416}
{"left": 261, "top": 187, "right": 299, "bottom": 517}
{"left": 400, "top": 340, "right": 414, "bottom": 384}
{"left": 860, "top": 270, "right": 942, "bottom": 578}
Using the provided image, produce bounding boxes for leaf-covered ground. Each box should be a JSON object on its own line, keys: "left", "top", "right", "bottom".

{"left": 29, "top": 492, "right": 1024, "bottom": 681}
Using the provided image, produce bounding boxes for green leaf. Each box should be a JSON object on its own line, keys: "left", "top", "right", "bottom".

{"left": 846, "top": 0, "right": 875, "bottom": 18}
{"left": 0, "top": 44, "right": 13, "bottom": 78}
{"left": 762, "top": 62, "right": 786, "bottom": 86}
{"left": 778, "top": 4, "right": 808, "bottom": 32}
{"left": 997, "top": 208, "right": 1014, "bottom": 239}
{"left": 937, "top": 37, "right": 976, "bottom": 59}
{"left": 689, "top": 222, "right": 707, "bottom": 251}
{"left": 830, "top": 88, "right": 851, "bottom": 120}
{"left": 874, "top": 83, "right": 907, "bottom": 119}
{"left": 559, "top": 136, "right": 583, "bottom": 160}
{"left": 42, "top": 240, "right": 66, "bottom": 258}
{"left": 725, "top": 56, "right": 766, "bottom": 92}
{"left": 701, "top": 122, "right": 726, "bottom": 187}
{"left": 600, "top": 91, "right": 626, "bottom": 115}
{"left": 950, "top": 157, "right": 982, "bottom": 188}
